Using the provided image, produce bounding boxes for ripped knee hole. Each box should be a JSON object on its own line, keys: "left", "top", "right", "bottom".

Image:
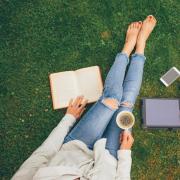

{"left": 102, "top": 98, "right": 119, "bottom": 110}
{"left": 120, "top": 101, "right": 133, "bottom": 108}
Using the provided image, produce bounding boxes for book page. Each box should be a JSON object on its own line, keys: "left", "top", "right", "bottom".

{"left": 76, "top": 66, "right": 103, "bottom": 103}
{"left": 49, "top": 71, "right": 79, "bottom": 109}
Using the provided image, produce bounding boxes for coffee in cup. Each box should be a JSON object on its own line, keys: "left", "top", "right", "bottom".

{"left": 116, "top": 111, "right": 135, "bottom": 130}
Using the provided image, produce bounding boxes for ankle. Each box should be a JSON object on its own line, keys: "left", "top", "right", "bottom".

{"left": 121, "top": 43, "right": 132, "bottom": 57}
{"left": 135, "top": 41, "right": 146, "bottom": 55}
{"left": 121, "top": 49, "right": 130, "bottom": 57}
{"left": 135, "top": 49, "right": 145, "bottom": 55}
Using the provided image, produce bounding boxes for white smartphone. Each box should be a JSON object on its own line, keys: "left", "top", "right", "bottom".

{"left": 160, "top": 67, "right": 180, "bottom": 87}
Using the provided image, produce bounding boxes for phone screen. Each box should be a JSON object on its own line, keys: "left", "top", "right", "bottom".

{"left": 161, "top": 68, "right": 180, "bottom": 86}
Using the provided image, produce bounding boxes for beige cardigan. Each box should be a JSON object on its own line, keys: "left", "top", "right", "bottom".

{"left": 12, "top": 114, "right": 132, "bottom": 180}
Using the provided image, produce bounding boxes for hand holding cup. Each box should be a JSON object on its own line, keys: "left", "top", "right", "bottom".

{"left": 120, "top": 130, "right": 134, "bottom": 150}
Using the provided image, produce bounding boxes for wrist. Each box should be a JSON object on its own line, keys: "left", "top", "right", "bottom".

{"left": 120, "top": 145, "right": 131, "bottom": 150}
{"left": 65, "top": 113, "right": 77, "bottom": 120}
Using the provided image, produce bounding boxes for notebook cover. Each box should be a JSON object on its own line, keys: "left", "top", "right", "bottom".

{"left": 142, "top": 98, "right": 180, "bottom": 129}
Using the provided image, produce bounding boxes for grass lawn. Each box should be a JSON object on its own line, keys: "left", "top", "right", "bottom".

{"left": 0, "top": 0, "right": 180, "bottom": 179}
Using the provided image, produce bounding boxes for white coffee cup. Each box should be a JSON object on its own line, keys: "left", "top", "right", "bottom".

{"left": 116, "top": 111, "right": 135, "bottom": 130}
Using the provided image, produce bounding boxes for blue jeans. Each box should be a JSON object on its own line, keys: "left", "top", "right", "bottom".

{"left": 63, "top": 53, "right": 146, "bottom": 159}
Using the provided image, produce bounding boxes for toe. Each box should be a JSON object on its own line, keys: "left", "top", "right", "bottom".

{"left": 136, "top": 22, "right": 139, "bottom": 29}
{"left": 148, "top": 15, "right": 153, "bottom": 19}
{"left": 127, "top": 23, "right": 131, "bottom": 29}
{"left": 148, "top": 15, "right": 157, "bottom": 24}
{"left": 130, "top": 22, "right": 134, "bottom": 29}
{"left": 148, "top": 15, "right": 155, "bottom": 21}
{"left": 138, "top": 21, "right": 142, "bottom": 28}
{"left": 152, "top": 16, "right": 157, "bottom": 23}
{"left": 133, "top": 22, "right": 136, "bottom": 28}
{"left": 135, "top": 22, "right": 138, "bottom": 28}
{"left": 128, "top": 24, "right": 131, "bottom": 30}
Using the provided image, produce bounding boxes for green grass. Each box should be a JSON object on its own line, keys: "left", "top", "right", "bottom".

{"left": 0, "top": 0, "right": 180, "bottom": 179}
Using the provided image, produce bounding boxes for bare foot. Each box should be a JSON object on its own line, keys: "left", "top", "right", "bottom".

{"left": 122, "top": 21, "right": 142, "bottom": 57}
{"left": 135, "top": 15, "right": 157, "bottom": 54}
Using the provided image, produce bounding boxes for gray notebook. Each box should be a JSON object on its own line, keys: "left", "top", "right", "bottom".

{"left": 142, "top": 98, "right": 180, "bottom": 128}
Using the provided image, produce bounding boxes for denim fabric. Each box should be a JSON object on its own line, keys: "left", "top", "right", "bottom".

{"left": 63, "top": 53, "right": 146, "bottom": 159}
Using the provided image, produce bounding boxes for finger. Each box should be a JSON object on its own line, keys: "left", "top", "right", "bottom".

{"left": 122, "top": 131, "right": 129, "bottom": 140}
{"left": 119, "top": 133, "right": 123, "bottom": 142}
{"left": 128, "top": 133, "right": 134, "bottom": 142}
{"left": 68, "top": 98, "right": 73, "bottom": 106}
{"left": 127, "top": 137, "right": 134, "bottom": 144}
{"left": 76, "top": 96, "right": 85, "bottom": 107}
{"left": 74, "top": 97, "right": 84, "bottom": 108}
{"left": 125, "top": 132, "right": 133, "bottom": 143}
{"left": 79, "top": 107, "right": 86, "bottom": 117}
{"left": 73, "top": 96, "right": 83, "bottom": 107}
{"left": 79, "top": 99, "right": 88, "bottom": 109}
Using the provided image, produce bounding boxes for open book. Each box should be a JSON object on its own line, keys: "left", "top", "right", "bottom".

{"left": 49, "top": 66, "right": 103, "bottom": 109}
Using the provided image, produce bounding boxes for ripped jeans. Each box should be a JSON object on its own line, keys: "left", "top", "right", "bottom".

{"left": 63, "top": 52, "right": 146, "bottom": 159}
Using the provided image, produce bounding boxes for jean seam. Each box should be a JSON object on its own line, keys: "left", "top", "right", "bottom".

{"left": 131, "top": 53, "right": 146, "bottom": 60}
{"left": 117, "top": 52, "right": 129, "bottom": 63}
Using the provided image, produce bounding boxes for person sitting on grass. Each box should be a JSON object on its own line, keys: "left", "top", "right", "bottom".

{"left": 12, "top": 15, "right": 156, "bottom": 180}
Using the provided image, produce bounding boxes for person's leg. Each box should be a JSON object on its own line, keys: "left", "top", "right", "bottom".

{"left": 102, "top": 53, "right": 146, "bottom": 158}
{"left": 63, "top": 53, "right": 129, "bottom": 149}
{"left": 63, "top": 21, "right": 143, "bottom": 149}
{"left": 103, "top": 15, "right": 157, "bottom": 159}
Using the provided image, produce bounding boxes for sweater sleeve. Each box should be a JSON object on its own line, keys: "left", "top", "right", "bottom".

{"left": 116, "top": 150, "right": 132, "bottom": 180}
{"left": 12, "top": 113, "right": 76, "bottom": 180}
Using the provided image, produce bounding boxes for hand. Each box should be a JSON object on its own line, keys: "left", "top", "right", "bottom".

{"left": 66, "top": 96, "right": 88, "bottom": 119}
{"left": 120, "top": 130, "right": 134, "bottom": 150}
